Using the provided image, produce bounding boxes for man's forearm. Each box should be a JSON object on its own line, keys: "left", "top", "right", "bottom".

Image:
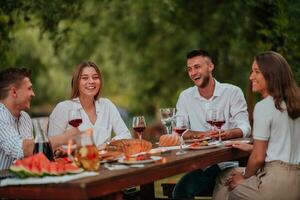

{"left": 49, "top": 128, "right": 79, "bottom": 149}
{"left": 226, "top": 128, "right": 243, "bottom": 139}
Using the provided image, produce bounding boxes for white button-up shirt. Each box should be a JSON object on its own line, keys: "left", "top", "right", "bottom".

{"left": 0, "top": 103, "right": 33, "bottom": 170}
{"left": 176, "top": 80, "right": 251, "bottom": 137}
{"left": 48, "top": 98, "right": 131, "bottom": 147}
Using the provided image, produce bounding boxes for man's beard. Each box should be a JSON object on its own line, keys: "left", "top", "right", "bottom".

{"left": 199, "top": 75, "right": 210, "bottom": 88}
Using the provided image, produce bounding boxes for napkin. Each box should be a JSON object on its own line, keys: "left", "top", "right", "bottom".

{"left": 0, "top": 172, "right": 98, "bottom": 187}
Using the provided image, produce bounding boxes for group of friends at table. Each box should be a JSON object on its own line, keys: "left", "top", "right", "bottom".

{"left": 0, "top": 49, "right": 299, "bottom": 200}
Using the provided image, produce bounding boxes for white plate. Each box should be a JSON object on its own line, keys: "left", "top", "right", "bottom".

{"left": 223, "top": 140, "right": 251, "bottom": 145}
{"left": 184, "top": 136, "right": 211, "bottom": 143}
{"left": 100, "top": 157, "right": 119, "bottom": 163}
{"left": 188, "top": 143, "right": 222, "bottom": 150}
{"left": 118, "top": 156, "right": 162, "bottom": 164}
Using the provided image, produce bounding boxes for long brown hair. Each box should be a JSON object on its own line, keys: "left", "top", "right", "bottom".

{"left": 70, "top": 61, "right": 103, "bottom": 100}
{"left": 255, "top": 51, "right": 300, "bottom": 119}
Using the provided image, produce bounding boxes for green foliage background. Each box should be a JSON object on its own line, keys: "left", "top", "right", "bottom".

{"left": 1, "top": 0, "right": 299, "bottom": 118}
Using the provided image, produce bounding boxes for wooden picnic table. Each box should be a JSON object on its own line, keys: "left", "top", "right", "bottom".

{"left": 0, "top": 143, "right": 250, "bottom": 200}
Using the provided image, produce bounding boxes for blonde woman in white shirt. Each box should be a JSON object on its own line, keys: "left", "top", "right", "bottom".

{"left": 213, "top": 51, "right": 300, "bottom": 200}
{"left": 48, "top": 61, "right": 131, "bottom": 148}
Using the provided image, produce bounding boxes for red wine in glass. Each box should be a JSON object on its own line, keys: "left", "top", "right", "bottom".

{"left": 212, "top": 120, "right": 226, "bottom": 129}
{"left": 132, "top": 116, "right": 146, "bottom": 140}
{"left": 206, "top": 120, "right": 214, "bottom": 126}
{"left": 133, "top": 126, "right": 146, "bottom": 133}
{"left": 173, "top": 127, "right": 187, "bottom": 136}
{"left": 33, "top": 142, "right": 54, "bottom": 161}
{"left": 69, "top": 119, "right": 83, "bottom": 127}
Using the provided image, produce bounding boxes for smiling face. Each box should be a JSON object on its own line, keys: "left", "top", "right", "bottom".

{"left": 14, "top": 77, "right": 35, "bottom": 111}
{"left": 78, "top": 67, "right": 101, "bottom": 98}
{"left": 249, "top": 60, "right": 269, "bottom": 97}
{"left": 187, "top": 56, "right": 213, "bottom": 88}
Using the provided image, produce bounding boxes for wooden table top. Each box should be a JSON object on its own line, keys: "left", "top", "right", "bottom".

{"left": 0, "top": 144, "right": 250, "bottom": 200}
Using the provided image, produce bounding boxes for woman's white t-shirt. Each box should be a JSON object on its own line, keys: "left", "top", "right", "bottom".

{"left": 253, "top": 96, "right": 300, "bottom": 164}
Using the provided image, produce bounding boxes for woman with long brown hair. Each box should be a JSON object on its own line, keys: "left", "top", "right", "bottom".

{"left": 213, "top": 51, "right": 300, "bottom": 200}
{"left": 48, "top": 61, "right": 131, "bottom": 148}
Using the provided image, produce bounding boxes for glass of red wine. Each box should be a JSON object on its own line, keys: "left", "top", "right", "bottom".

{"left": 173, "top": 115, "right": 189, "bottom": 155}
{"left": 68, "top": 109, "right": 83, "bottom": 158}
{"left": 132, "top": 116, "right": 146, "bottom": 140}
{"left": 68, "top": 109, "right": 83, "bottom": 128}
{"left": 206, "top": 109, "right": 225, "bottom": 143}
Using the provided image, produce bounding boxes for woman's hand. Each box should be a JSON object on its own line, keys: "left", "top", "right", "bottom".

{"left": 224, "top": 141, "right": 253, "bottom": 152}
{"left": 226, "top": 170, "right": 245, "bottom": 191}
{"left": 232, "top": 142, "right": 253, "bottom": 152}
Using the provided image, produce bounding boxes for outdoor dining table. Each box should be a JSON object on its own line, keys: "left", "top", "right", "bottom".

{"left": 0, "top": 142, "right": 250, "bottom": 200}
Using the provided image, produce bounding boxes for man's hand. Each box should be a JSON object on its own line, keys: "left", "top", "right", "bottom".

{"left": 209, "top": 130, "right": 230, "bottom": 140}
{"left": 183, "top": 130, "right": 214, "bottom": 139}
{"left": 209, "top": 128, "right": 244, "bottom": 140}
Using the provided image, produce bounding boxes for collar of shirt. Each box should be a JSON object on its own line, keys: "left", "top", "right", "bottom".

{"left": 192, "top": 79, "right": 222, "bottom": 102}
{"left": 0, "top": 103, "right": 20, "bottom": 125}
{"left": 72, "top": 97, "right": 101, "bottom": 115}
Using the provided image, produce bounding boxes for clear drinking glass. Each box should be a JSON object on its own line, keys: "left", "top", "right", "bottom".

{"left": 132, "top": 116, "right": 146, "bottom": 140}
{"left": 159, "top": 108, "right": 175, "bottom": 134}
{"left": 74, "top": 129, "right": 99, "bottom": 171}
{"left": 173, "top": 115, "right": 189, "bottom": 155}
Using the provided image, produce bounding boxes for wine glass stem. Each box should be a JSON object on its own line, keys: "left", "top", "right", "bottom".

{"left": 180, "top": 140, "right": 183, "bottom": 152}
{"left": 218, "top": 129, "right": 221, "bottom": 142}
{"left": 166, "top": 125, "right": 172, "bottom": 134}
{"left": 138, "top": 133, "right": 142, "bottom": 140}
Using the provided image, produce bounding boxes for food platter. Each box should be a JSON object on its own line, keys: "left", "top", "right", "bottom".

{"left": 184, "top": 136, "right": 211, "bottom": 143}
{"left": 188, "top": 142, "right": 222, "bottom": 150}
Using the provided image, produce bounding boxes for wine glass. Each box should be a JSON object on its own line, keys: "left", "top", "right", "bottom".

{"left": 132, "top": 116, "right": 146, "bottom": 140}
{"left": 173, "top": 115, "right": 189, "bottom": 155}
{"left": 68, "top": 109, "right": 82, "bottom": 159}
{"left": 214, "top": 111, "right": 225, "bottom": 143}
{"left": 159, "top": 108, "right": 175, "bottom": 134}
{"left": 68, "top": 109, "right": 82, "bottom": 128}
{"left": 206, "top": 109, "right": 225, "bottom": 143}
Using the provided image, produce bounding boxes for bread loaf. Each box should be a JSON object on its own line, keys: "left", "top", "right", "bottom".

{"left": 108, "top": 139, "right": 152, "bottom": 156}
{"left": 159, "top": 134, "right": 180, "bottom": 147}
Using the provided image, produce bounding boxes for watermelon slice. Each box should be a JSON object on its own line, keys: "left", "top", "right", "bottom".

{"left": 65, "top": 163, "right": 83, "bottom": 174}
{"left": 9, "top": 153, "right": 83, "bottom": 178}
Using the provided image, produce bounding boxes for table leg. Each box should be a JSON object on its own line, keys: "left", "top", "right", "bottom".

{"left": 140, "top": 182, "right": 155, "bottom": 200}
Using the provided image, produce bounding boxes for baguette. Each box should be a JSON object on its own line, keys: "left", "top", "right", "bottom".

{"left": 108, "top": 139, "right": 152, "bottom": 156}
{"left": 159, "top": 134, "right": 180, "bottom": 147}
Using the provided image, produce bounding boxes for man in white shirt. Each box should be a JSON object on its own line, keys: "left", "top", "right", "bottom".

{"left": 173, "top": 49, "right": 251, "bottom": 199}
{"left": 0, "top": 68, "right": 80, "bottom": 170}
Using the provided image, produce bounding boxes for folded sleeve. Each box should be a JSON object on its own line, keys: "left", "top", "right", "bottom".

{"left": 108, "top": 101, "right": 132, "bottom": 140}
{"left": 48, "top": 102, "right": 69, "bottom": 136}
{"left": 229, "top": 87, "right": 251, "bottom": 138}
{"left": 252, "top": 102, "right": 271, "bottom": 141}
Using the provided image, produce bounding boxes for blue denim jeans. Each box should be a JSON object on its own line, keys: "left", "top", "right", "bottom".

{"left": 172, "top": 164, "right": 221, "bottom": 199}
